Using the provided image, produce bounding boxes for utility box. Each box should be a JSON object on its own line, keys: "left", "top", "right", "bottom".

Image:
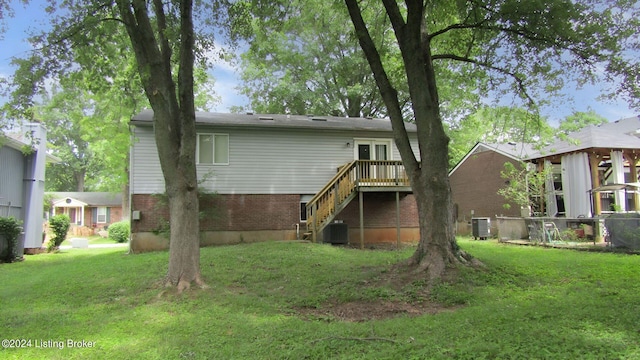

{"left": 323, "top": 222, "right": 349, "bottom": 245}
{"left": 472, "top": 217, "right": 491, "bottom": 240}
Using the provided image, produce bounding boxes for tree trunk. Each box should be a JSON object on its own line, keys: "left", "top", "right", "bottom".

{"left": 166, "top": 177, "right": 203, "bottom": 291}
{"left": 117, "top": 0, "right": 204, "bottom": 291}
{"left": 152, "top": 108, "right": 203, "bottom": 291}
{"left": 406, "top": 127, "right": 465, "bottom": 280}
{"left": 74, "top": 170, "right": 85, "bottom": 192}
{"left": 345, "top": 0, "right": 474, "bottom": 281}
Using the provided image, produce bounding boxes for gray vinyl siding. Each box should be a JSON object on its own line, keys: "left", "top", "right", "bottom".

{"left": 0, "top": 145, "right": 25, "bottom": 218}
{"left": 131, "top": 125, "right": 420, "bottom": 195}
{"left": 130, "top": 128, "right": 165, "bottom": 194}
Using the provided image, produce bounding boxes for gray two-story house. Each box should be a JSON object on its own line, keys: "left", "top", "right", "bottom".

{"left": 129, "top": 110, "right": 421, "bottom": 252}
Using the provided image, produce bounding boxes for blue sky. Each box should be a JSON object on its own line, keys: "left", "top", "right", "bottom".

{"left": 1, "top": 1, "right": 637, "bottom": 125}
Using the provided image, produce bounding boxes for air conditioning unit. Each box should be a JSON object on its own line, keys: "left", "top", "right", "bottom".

{"left": 472, "top": 217, "right": 490, "bottom": 240}
{"left": 323, "top": 221, "right": 349, "bottom": 245}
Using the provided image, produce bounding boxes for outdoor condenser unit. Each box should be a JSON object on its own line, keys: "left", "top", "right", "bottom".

{"left": 472, "top": 217, "right": 491, "bottom": 240}
{"left": 323, "top": 221, "right": 349, "bottom": 245}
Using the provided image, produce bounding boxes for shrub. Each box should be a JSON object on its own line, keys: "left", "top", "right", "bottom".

{"left": 108, "top": 221, "right": 130, "bottom": 243}
{"left": 48, "top": 214, "right": 71, "bottom": 251}
{"left": 0, "top": 217, "right": 23, "bottom": 263}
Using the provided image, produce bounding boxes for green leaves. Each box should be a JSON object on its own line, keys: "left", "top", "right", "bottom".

{"left": 239, "top": 0, "right": 399, "bottom": 117}
{"left": 498, "top": 160, "right": 551, "bottom": 211}
{"left": 0, "top": 216, "right": 22, "bottom": 263}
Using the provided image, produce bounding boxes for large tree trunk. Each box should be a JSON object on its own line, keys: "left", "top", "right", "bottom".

{"left": 165, "top": 170, "right": 203, "bottom": 290}
{"left": 406, "top": 124, "right": 464, "bottom": 280}
{"left": 151, "top": 105, "right": 203, "bottom": 291}
{"left": 117, "top": 0, "right": 204, "bottom": 291}
{"left": 345, "top": 0, "right": 473, "bottom": 281}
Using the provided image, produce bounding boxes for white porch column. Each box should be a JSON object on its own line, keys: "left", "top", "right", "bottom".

{"left": 610, "top": 150, "right": 626, "bottom": 212}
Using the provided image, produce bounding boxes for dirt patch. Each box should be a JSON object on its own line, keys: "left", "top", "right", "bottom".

{"left": 296, "top": 265, "right": 463, "bottom": 322}
{"left": 297, "top": 299, "right": 456, "bottom": 322}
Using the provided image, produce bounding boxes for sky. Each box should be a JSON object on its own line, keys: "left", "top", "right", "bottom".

{"left": 0, "top": 1, "right": 251, "bottom": 114}
{"left": 0, "top": 1, "right": 637, "bottom": 125}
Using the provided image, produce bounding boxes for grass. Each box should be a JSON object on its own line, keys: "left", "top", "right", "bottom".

{"left": 59, "top": 235, "right": 123, "bottom": 246}
{"left": 1, "top": 239, "right": 639, "bottom": 359}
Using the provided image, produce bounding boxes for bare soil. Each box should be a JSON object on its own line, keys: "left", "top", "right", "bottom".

{"left": 296, "top": 264, "right": 462, "bottom": 322}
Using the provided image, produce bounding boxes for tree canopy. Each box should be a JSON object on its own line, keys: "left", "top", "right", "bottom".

{"left": 558, "top": 110, "right": 609, "bottom": 136}
{"left": 447, "top": 106, "right": 554, "bottom": 167}
{"left": 239, "top": 0, "right": 395, "bottom": 117}
{"left": 240, "top": 0, "right": 484, "bottom": 119}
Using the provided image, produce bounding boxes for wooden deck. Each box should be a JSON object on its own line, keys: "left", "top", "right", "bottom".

{"left": 305, "top": 160, "right": 412, "bottom": 243}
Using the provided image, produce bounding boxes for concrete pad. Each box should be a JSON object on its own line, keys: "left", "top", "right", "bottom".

{"left": 70, "top": 238, "right": 89, "bottom": 248}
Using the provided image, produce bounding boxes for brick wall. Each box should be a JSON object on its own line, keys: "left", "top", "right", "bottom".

{"left": 200, "top": 194, "right": 300, "bottom": 231}
{"left": 132, "top": 194, "right": 300, "bottom": 233}
{"left": 131, "top": 192, "right": 419, "bottom": 233}
{"left": 338, "top": 192, "right": 419, "bottom": 228}
{"left": 450, "top": 150, "right": 521, "bottom": 227}
{"left": 83, "top": 206, "right": 123, "bottom": 229}
{"left": 130, "top": 194, "right": 170, "bottom": 234}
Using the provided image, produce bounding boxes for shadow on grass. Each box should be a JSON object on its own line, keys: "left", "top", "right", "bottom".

{"left": 1, "top": 241, "right": 639, "bottom": 359}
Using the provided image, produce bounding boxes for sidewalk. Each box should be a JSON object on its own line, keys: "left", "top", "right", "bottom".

{"left": 59, "top": 243, "right": 129, "bottom": 250}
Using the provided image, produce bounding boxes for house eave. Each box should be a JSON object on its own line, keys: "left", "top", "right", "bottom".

{"left": 130, "top": 109, "right": 417, "bottom": 133}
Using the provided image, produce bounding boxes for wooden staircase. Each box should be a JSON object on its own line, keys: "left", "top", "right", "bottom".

{"left": 305, "top": 160, "right": 410, "bottom": 242}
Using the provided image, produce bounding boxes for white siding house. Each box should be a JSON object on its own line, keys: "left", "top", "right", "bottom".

{"left": 129, "top": 110, "right": 421, "bottom": 252}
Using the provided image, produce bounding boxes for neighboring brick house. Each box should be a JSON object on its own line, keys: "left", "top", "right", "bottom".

{"left": 129, "top": 110, "right": 421, "bottom": 252}
{"left": 450, "top": 115, "right": 640, "bottom": 238}
{"left": 449, "top": 142, "right": 536, "bottom": 236}
{"left": 49, "top": 192, "right": 124, "bottom": 235}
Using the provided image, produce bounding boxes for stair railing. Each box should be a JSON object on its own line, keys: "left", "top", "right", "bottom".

{"left": 305, "top": 160, "right": 410, "bottom": 242}
{"left": 306, "top": 161, "right": 358, "bottom": 242}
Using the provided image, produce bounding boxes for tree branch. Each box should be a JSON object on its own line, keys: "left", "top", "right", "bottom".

{"left": 344, "top": 0, "right": 417, "bottom": 167}
{"left": 432, "top": 53, "right": 536, "bottom": 107}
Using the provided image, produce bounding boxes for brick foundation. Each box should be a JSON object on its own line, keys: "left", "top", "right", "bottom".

{"left": 130, "top": 193, "right": 420, "bottom": 252}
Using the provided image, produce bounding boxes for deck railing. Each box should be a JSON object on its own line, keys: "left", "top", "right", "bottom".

{"left": 306, "top": 160, "right": 410, "bottom": 241}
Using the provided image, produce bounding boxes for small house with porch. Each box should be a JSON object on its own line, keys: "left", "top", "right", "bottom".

{"left": 129, "top": 110, "right": 421, "bottom": 252}
{"left": 49, "top": 192, "right": 124, "bottom": 235}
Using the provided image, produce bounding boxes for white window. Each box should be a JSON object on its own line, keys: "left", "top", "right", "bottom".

{"left": 97, "top": 207, "right": 107, "bottom": 223}
{"left": 197, "top": 133, "right": 229, "bottom": 165}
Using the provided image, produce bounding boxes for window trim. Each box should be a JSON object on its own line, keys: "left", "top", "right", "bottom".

{"left": 96, "top": 207, "right": 107, "bottom": 224}
{"left": 196, "top": 133, "right": 229, "bottom": 165}
{"left": 353, "top": 138, "right": 393, "bottom": 160}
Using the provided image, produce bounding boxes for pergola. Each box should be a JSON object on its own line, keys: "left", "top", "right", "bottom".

{"left": 528, "top": 117, "right": 640, "bottom": 217}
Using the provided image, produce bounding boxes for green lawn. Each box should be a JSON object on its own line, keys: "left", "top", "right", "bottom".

{"left": 59, "top": 235, "right": 122, "bottom": 246}
{"left": 1, "top": 239, "right": 639, "bottom": 359}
